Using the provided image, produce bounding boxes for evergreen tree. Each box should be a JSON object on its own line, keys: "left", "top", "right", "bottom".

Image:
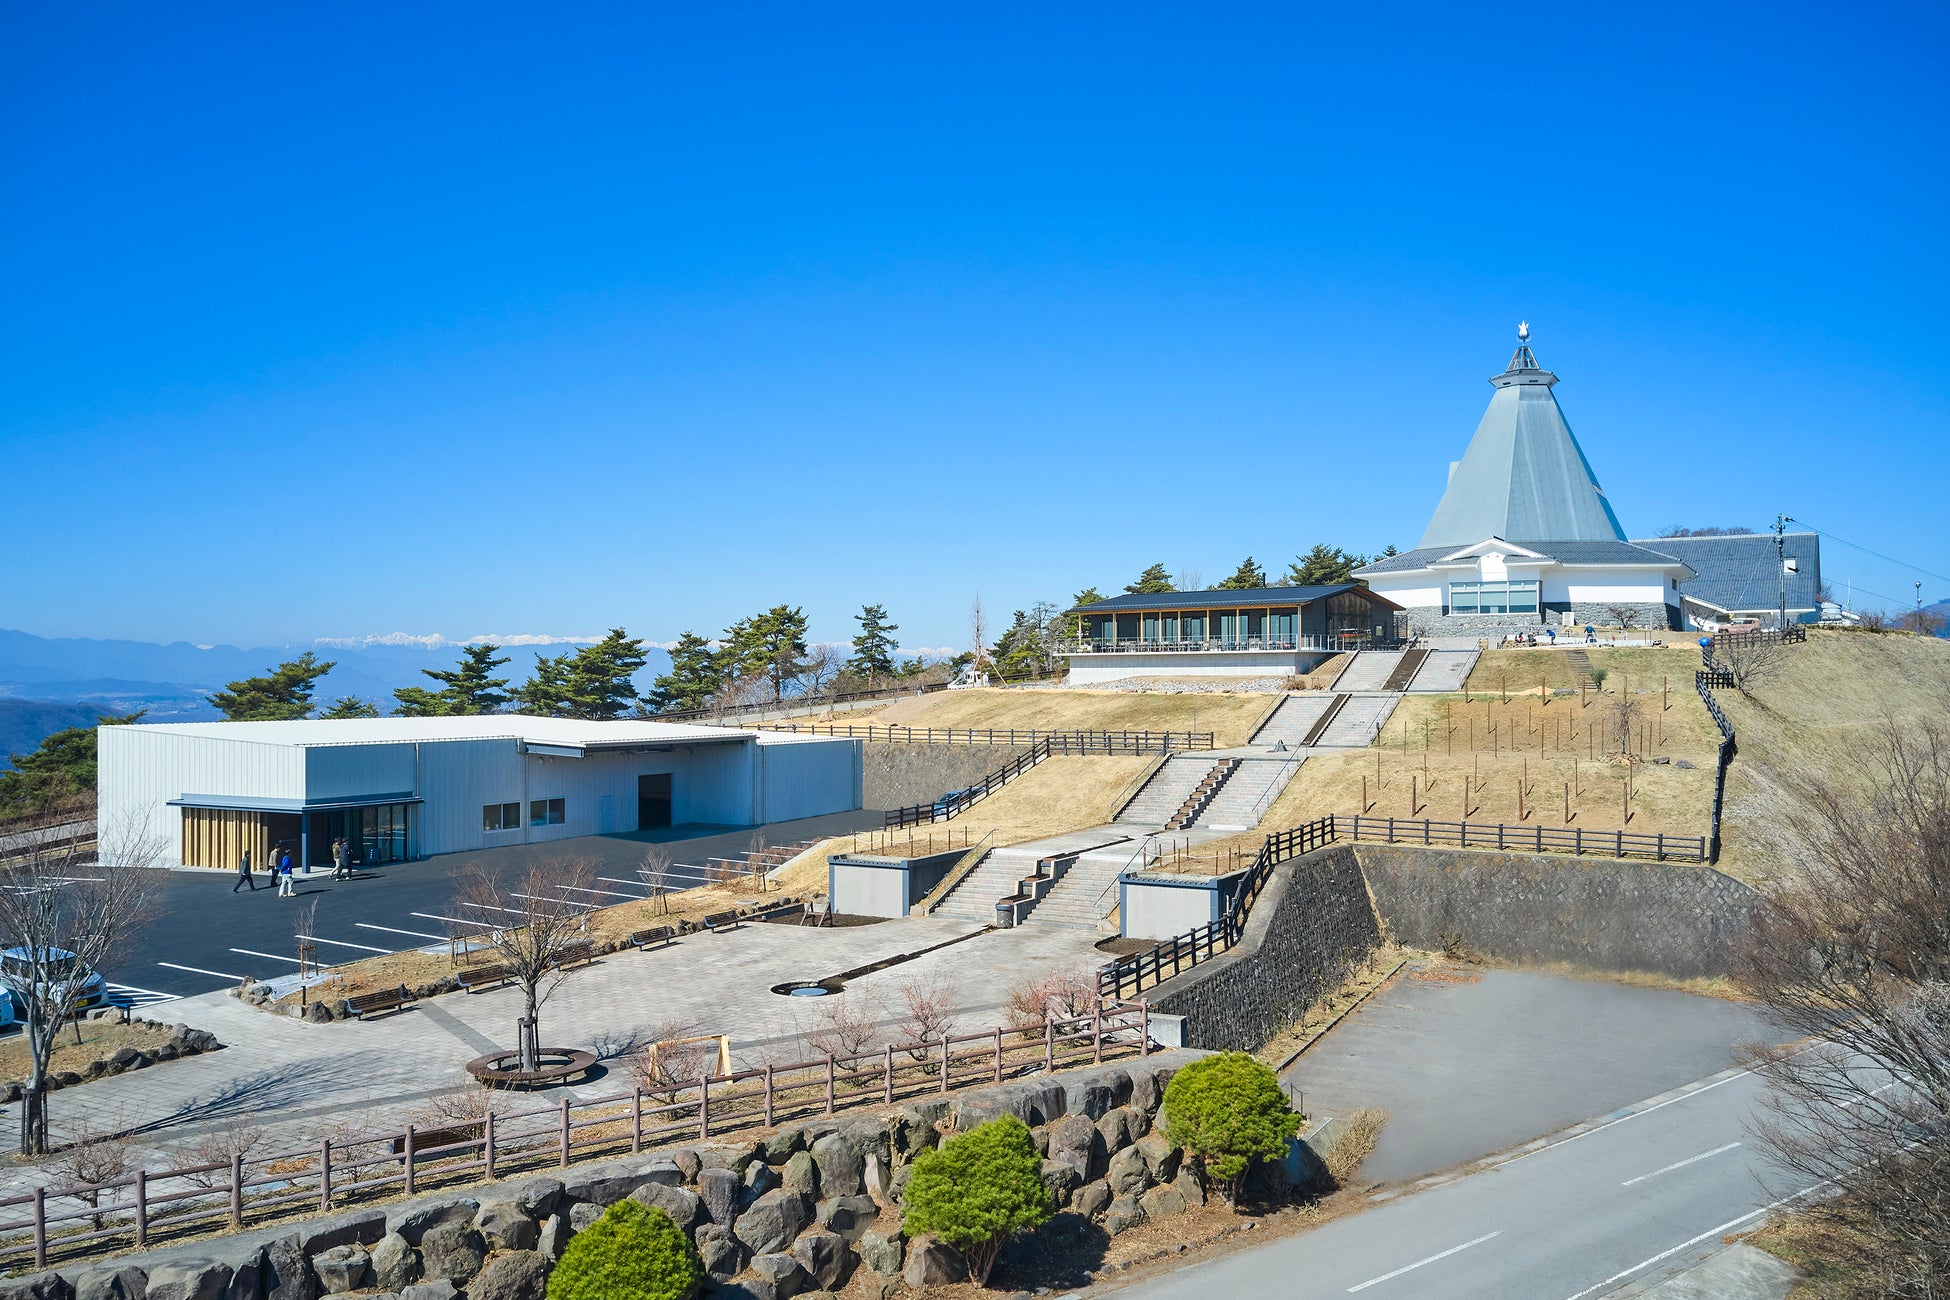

{"left": 1285, "top": 544, "right": 1366, "bottom": 587}
{"left": 208, "top": 652, "right": 336, "bottom": 721}
{"left": 646, "top": 631, "right": 724, "bottom": 712}
{"left": 722, "top": 606, "right": 810, "bottom": 702}
{"left": 0, "top": 712, "right": 143, "bottom": 819}
{"left": 901, "top": 1115, "right": 1052, "bottom": 1286}
{"left": 516, "top": 650, "right": 577, "bottom": 718}
{"left": 320, "top": 697, "right": 380, "bottom": 719}
{"left": 514, "top": 630, "right": 648, "bottom": 720}
{"left": 1216, "top": 557, "right": 1268, "bottom": 589}
{"left": 848, "top": 604, "right": 900, "bottom": 685}
{"left": 1124, "top": 563, "right": 1175, "bottom": 594}
{"left": 393, "top": 643, "right": 514, "bottom": 717}
{"left": 1069, "top": 586, "right": 1105, "bottom": 641}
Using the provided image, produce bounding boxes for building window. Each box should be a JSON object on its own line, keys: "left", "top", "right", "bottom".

{"left": 1449, "top": 581, "right": 1540, "bottom": 615}
{"left": 530, "top": 797, "right": 566, "bottom": 827}
{"left": 483, "top": 802, "right": 521, "bottom": 832}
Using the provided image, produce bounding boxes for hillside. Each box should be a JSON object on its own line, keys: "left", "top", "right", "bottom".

{"left": 0, "top": 700, "right": 112, "bottom": 771}
{"left": 831, "top": 687, "right": 1275, "bottom": 747}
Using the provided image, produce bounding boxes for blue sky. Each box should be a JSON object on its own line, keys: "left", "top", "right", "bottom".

{"left": 5, "top": 3, "right": 1946, "bottom": 652}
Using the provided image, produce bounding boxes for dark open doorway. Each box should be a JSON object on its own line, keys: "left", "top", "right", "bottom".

{"left": 637, "top": 773, "right": 673, "bottom": 829}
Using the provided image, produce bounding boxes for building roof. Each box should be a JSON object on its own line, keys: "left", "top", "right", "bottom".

{"left": 1631, "top": 532, "right": 1822, "bottom": 615}
{"left": 110, "top": 715, "right": 760, "bottom": 752}
{"left": 1357, "top": 539, "right": 1693, "bottom": 575}
{"left": 1074, "top": 583, "right": 1397, "bottom": 613}
{"left": 1418, "top": 330, "right": 1629, "bottom": 550}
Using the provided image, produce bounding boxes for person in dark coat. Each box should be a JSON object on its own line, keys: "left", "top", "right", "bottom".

{"left": 232, "top": 849, "right": 256, "bottom": 892}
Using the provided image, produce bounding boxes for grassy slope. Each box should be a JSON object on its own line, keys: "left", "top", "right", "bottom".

{"left": 1715, "top": 629, "right": 1950, "bottom": 887}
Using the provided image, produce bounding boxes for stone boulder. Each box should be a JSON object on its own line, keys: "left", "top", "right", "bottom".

{"left": 746, "top": 1253, "right": 810, "bottom": 1300}
{"left": 398, "top": 1283, "right": 459, "bottom": 1300}
{"left": 386, "top": 1201, "right": 478, "bottom": 1247}
{"left": 790, "top": 1230, "right": 847, "bottom": 1290}
{"left": 952, "top": 1079, "right": 1065, "bottom": 1130}
{"left": 743, "top": 1160, "right": 780, "bottom": 1202}
{"left": 475, "top": 1201, "right": 540, "bottom": 1252}
{"left": 630, "top": 1181, "right": 703, "bottom": 1230}
{"left": 668, "top": 1148, "right": 702, "bottom": 1181}
{"left": 901, "top": 1234, "right": 964, "bottom": 1288}
{"left": 567, "top": 1203, "right": 604, "bottom": 1232}
{"left": 536, "top": 1214, "right": 571, "bottom": 1262}
{"left": 264, "top": 1236, "right": 319, "bottom": 1300}
{"left": 308, "top": 1247, "right": 369, "bottom": 1295}
{"left": 693, "top": 1223, "right": 744, "bottom": 1282}
{"left": 562, "top": 1168, "right": 650, "bottom": 1207}
{"left": 1046, "top": 1113, "right": 1106, "bottom": 1183}
{"left": 1103, "top": 1195, "right": 1146, "bottom": 1237}
{"left": 1040, "top": 1158, "right": 1080, "bottom": 1208}
{"left": 370, "top": 1233, "right": 420, "bottom": 1291}
{"left": 417, "top": 1220, "right": 486, "bottom": 1287}
{"left": 0, "top": 1273, "right": 72, "bottom": 1300}
{"left": 809, "top": 1131, "right": 865, "bottom": 1199}
{"left": 699, "top": 1141, "right": 760, "bottom": 1173}
{"left": 1134, "top": 1131, "right": 1180, "bottom": 1183}
{"left": 733, "top": 1189, "right": 811, "bottom": 1256}
{"left": 1173, "top": 1166, "right": 1207, "bottom": 1208}
{"left": 814, "top": 1193, "right": 878, "bottom": 1240}
{"left": 857, "top": 1228, "right": 904, "bottom": 1276}
{"left": 781, "top": 1150, "right": 819, "bottom": 1198}
{"left": 760, "top": 1129, "right": 804, "bottom": 1162}
{"left": 1096, "top": 1105, "right": 1141, "bottom": 1151}
{"left": 1074, "top": 1180, "right": 1112, "bottom": 1219}
{"left": 1106, "top": 1144, "right": 1153, "bottom": 1199}
{"left": 73, "top": 1267, "right": 144, "bottom": 1300}
{"left": 143, "top": 1262, "right": 231, "bottom": 1300}
{"left": 465, "top": 1251, "right": 548, "bottom": 1300}
{"left": 507, "top": 1177, "right": 564, "bottom": 1219}
{"left": 698, "top": 1167, "right": 743, "bottom": 1225}
{"left": 300, "top": 1211, "right": 387, "bottom": 1256}
{"left": 1139, "top": 1183, "right": 1189, "bottom": 1219}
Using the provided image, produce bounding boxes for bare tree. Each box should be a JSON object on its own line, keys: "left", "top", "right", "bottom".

{"left": 450, "top": 858, "right": 596, "bottom": 1072}
{"left": 637, "top": 847, "right": 673, "bottom": 917}
{"left": 631, "top": 1018, "right": 720, "bottom": 1090}
{"left": 1605, "top": 604, "right": 1638, "bottom": 633}
{"left": 1606, "top": 687, "right": 1640, "bottom": 758}
{"left": 49, "top": 1114, "right": 133, "bottom": 1230}
{"left": 968, "top": 596, "right": 990, "bottom": 677}
{"left": 798, "top": 644, "right": 841, "bottom": 700}
{"left": 1737, "top": 717, "right": 1950, "bottom": 1294}
{"left": 1001, "top": 968, "right": 1099, "bottom": 1031}
{"left": 1716, "top": 633, "right": 1789, "bottom": 695}
{"left": 176, "top": 1117, "right": 270, "bottom": 1189}
{"left": 892, "top": 975, "right": 958, "bottom": 1066}
{"left": 804, "top": 995, "right": 885, "bottom": 1068}
{"left": 0, "top": 808, "right": 160, "bottom": 1154}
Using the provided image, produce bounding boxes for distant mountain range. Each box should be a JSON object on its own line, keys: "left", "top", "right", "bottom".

{"left": 0, "top": 628, "right": 674, "bottom": 766}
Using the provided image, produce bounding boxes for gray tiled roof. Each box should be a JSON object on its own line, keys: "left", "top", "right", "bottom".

{"left": 1631, "top": 533, "right": 1822, "bottom": 614}
{"left": 1356, "top": 540, "right": 1693, "bottom": 575}
{"left": 1418, "top": 342, "right": 1629, "bottom": 549}
{"left": 1075, "top": 584, "right": 1377, "bottom": 613}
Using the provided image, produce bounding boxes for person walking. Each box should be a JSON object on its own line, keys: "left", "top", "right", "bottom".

{"left": 277, "top": 847, "right": 296, "bottom": 897}
{"left": 334, "top": 837, "right": 351, "bottom": 881}
{"left": 232, "top": 848, "right": 256, "bottom": 893}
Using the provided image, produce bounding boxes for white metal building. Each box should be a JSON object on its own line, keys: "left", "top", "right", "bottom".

{"left": 97, "top": 716, "right": 863, "bottom": 871}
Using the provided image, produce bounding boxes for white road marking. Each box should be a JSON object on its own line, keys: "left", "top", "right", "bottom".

{"left": 298, "top": 935, "right": 393, "bottom": 955}
{"left": 412, "top": 911, "right": 493, "bottom": 928}
{"left": 229, "top": 948, "right": 303, "bottom": 965}
{"left": 457, "top": 901, "right": 526, "bottom": 916}
{"left": 1563, "top": 1185, "right": 1821, "bottom": 1299}
{"left": 106, "top": 983, "right": 179, "bottom": 1005}
{"left": 357, "top": 923, "right": 450, "bottom": 941}
{"left": 513, "top": 891, "right": 595, "bottom": 910}
{"left": 555, "top": 884, "right": 636, "bottom": 898}
{"left": 1347, "top": 1231, "right": 1501, "bottom": 1292}
{"left": 157, "top": 961, "right": 249, "bottom": 981}
{"left": 1621, "top": 1141, "right": 1741, "bottom": 1186}
{"left": 1499, "top": 1070, "right": 1754, "bottom": 1168}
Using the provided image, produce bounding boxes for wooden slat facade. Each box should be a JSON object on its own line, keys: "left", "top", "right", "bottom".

{"left": 180, "top": 808, "right": 276, "bottom": 872}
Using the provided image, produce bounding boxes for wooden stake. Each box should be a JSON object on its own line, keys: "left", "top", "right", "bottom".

{"left": 1411, "top": 774, "right": 1418, "bottom": 816}
{"left": 1563, "top": 782, "right": 1570, "bottom": 824}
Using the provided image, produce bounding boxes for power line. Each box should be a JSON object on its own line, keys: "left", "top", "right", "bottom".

{"left": 1792, "top": 518, "right": 1950, "bottom": 588}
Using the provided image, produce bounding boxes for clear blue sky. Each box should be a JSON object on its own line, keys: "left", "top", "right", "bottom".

{"left": 5, "top": 3, "right": 1946, "bottom": 652}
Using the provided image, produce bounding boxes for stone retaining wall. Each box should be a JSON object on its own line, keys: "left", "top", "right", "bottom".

{"left": 861, "top": 742, "right": 1035, "bottom": 811}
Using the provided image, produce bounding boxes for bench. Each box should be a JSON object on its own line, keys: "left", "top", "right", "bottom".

{"left": 702, "top": 911, "right": 742, "bottom": 934}
{"left": 456, "top": 964, "right": 509, "bottom": 993}
{"left": 549, "top": 940, "right": 594, "bottom": 970}
{"left": 347, "top": 985, "right": 415, "bottom": 1019}
{"left": 629, "top": 925, "right": 676, "bottom": 950}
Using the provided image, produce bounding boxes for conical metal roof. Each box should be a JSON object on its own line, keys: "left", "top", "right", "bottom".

{"left": 1417, "top": 325, "right": 1627, "bottom": 550}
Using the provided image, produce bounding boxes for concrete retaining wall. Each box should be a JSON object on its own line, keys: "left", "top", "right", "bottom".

{"left": 862, "top": 742, "right": 1034, "bottom": 811}
{"left": 1353, "top": 844, "right": 1757, "bottom": 980}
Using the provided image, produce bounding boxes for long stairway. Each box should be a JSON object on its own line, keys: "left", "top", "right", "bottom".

{"left": 1163, "top": 758, "right": 1238, "bottom": 829}
{"left": 1564, "top": 648, "right": 1596, "bottom": 690}
{"left": 1407, "top": 649, "right": 1479, "bottom": 692}
{"left": 1313, "top": 693, "right": 1401, "bottom": 747}
{"left": 1018, "top": 845, "right": 1140, "bottom": 931}
{"left": 1192, "top": 756, "right": 1304, "bottom": 830}
{"left": 928, "top": 848, "right": 1041, "bottom": 922}
{"left": 1115, "top": 756, "right": 1230, "bottom": 825}
{"left": 1249, "top": 694, "right": 1338, "bottom": 748}
{"left": 1332, "top": 649, "right": 1407, "bottom": 692}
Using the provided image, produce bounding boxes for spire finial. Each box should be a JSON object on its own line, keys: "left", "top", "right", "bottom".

{"left": 1517, "top": 320, "right": 1530, "bottom": 343}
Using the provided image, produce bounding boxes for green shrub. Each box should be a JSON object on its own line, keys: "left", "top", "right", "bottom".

{"left": 901, "top": 1113, "right": 1051, "bottom": 1286}
{"left": 1589, "top": 666, "right": 1610, "bottom": 688}
{"left": 1161, "top": 1052, "right": 1303, "bottom": 1206}
{"left": 545, "top": 1199, "right": 702, "bottom": 1300}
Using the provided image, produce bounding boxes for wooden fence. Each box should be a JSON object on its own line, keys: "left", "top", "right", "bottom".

{"left": 0, "top": 1002, "right": 1151, "bottom": 1272}
{"left": 884, "top": 740, "right": 1051, "bottom": 829}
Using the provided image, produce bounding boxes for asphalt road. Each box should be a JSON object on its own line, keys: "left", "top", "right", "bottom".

{"left": 105, "top": 810, "right": 880, "bottom": 1003}
{"left": 1107, "top": 1061, "right": 1810, "bottom": 1299}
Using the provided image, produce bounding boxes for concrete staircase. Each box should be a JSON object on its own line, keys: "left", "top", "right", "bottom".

{"left": 1407, "top": 649, "right": 1479, "bottom": 692}
{"left": 1249, "top": 694, "right": 1338, "bottom": 748}
{"left": 1565, "top": 648, "right": 1596, "bottom": 690}
{"left": 929, "top": 848, "right": 1041, "bottom": 922}
{"left": 1313, "top": 693, "right": 1402, "bottom": 747}
{"left": 1164, "top": 758, "right": 1239, "bottom": 830}
{"left": 1115, "top": 756, "right": 1230, "bottom": 826}
{"left": 1332, "top": 650, "right": 1406, "bottom": 692}
{"left": 1192, "top": 756, "right": 1305, "bottom": 830}
{"left": 1016, "top": 845, "right": 1138, "bottom": 930}
{"left": 1380, "top": 648, "right": 1431, "bottom": 691}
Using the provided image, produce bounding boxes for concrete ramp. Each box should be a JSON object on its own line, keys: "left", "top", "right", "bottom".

{"left": 1250, "top": 694, "right": 1337, "bottom": 748}
{"left": 1332, "top": 650, "right": 1406, "bottom": 692}
{"left": 1313, "top": 693, "right": 1401, "bottom": 747}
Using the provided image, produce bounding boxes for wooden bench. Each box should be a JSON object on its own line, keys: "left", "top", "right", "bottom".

{"left": 629, "top": 925, "right": 676, "bottom": 950}
{"left": 702, "top": 911, "right": 742, "bottom": 934}
{"left": 347, "top": 985, "right": 414, "bottom": 1019}
{"left": 549, "top": 940, "right": 594, "bottom": 970}
{"left": 456, "top": 964, "right": 509, "bottom": 993}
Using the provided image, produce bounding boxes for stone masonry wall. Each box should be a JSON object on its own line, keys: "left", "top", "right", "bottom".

{"left": 1149, "top": 846, "right": 1383, "bottom": 1052}
{"left": 1353, "top": 844, "right": 1758, "bottom": 979}
{"left": 861, "top": 742, "right": 1035, "bottom": 811}
{"left": 1401, "top": 600, "right": 1679, "bottom": 639}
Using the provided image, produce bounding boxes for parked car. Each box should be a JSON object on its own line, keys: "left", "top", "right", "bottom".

{"left": 0, "top": 945, "right": 109, "bottom": 1022}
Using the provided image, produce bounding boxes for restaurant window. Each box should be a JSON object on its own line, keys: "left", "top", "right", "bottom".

{"left": 483, "top": 802, "right": 521, "bottom": 832}
{"left": 1449, "top": 581, "right": 1541, "bottom": 615}
{"left": 530, "top": 797, "right": 566, "bottom": 827}
{"left": 1325, "top": 591, "right": 1376, "bottom": 646}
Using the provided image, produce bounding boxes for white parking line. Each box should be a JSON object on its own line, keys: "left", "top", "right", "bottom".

{"left": 1348, "top": 1231, "right": 1501, "bottom": 1292}
{"left": 229, "top": 948, "right": 303, "bottom": 964}
{"left": 513, "top": 891, "right": 595, "bottom": 910}
{"left": 357, "top": 923, "right": 450, "bottom": 942}
{"left": 299, "top": 935, "right": 393, "bottom": 955}
{"left": 107, "top": 983, "right": 179, "bottom": 1004}
{"left": 557, "top": 884, "right": 637, "bottom": 898}
{"left": 158, "top": 961, "right": 249, "bottom": 982}
{"left": 458, "top": 901, "right": 526, "bottom": 916}
{"left": 413, "top": 911, "right": 493, "bottom": 928}
{"left": 1621, "top": 1142, "right": 1741, "bottom": 1186}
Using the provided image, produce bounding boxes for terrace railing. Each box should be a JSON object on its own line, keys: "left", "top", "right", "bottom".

{"left": 0, "top": 1002, "right": 1152, "bottom": 1273}
{"left": 1068, "top": 635, "right": 1341, "bottom": 655}
{"left": 768, "top": 724, "right": 1213, "bottom": 753}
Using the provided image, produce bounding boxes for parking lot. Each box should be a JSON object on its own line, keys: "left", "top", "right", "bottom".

{"left": 107, "top": 810, "right": 879, "bottom": 1004}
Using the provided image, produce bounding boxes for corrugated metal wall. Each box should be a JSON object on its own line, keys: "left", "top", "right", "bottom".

{"left": 98, "top": 726, "right": 304, "bottom": 867}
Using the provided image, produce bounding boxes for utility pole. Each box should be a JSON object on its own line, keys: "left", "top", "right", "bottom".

{"left": 1774, "top": 514, "right": 1793, "bottom": 631}
{"left": 1918, "top": 582, "right": 1926, "bottom": 637}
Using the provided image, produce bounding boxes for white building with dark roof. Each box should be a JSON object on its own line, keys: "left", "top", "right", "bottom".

{"left": 98, "top": 715, "right": 863, "bottom": 872}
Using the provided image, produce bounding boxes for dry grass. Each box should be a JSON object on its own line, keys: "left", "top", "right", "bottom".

{"left": 830, "top": 687, "right": 1275, "bottom": 747}
{"left": 1254, "top": 946, "right": 1411, "bottom": 1068}
{"left": 0, "top": 1021, "right": 178, "bottom": 1086}
{"left": 1465, "top": 644, "right": 1705, "bottom": 695}
{"left": 1323, "top": 1107, "right": 1389, "bottom": 1188}
{"left": 1714, "top": 629, "right": 1950, "bottom": 888}
{"left": 1750, "top": 1209, "right": 1881, "bottom": 1298}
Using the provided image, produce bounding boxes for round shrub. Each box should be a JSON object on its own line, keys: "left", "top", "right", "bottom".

{"left": 1161, "top": 1051, "right": 1303, "bottom": 1205}
{"left": 544, "top": 1199, "right": 702, "bottom": 1300}
{"left": 901, "top": 1113, "right": 1051, "bottom": 1286}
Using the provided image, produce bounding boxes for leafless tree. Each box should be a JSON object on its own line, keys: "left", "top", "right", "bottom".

{"left": 49, "top": 1114, "right": 133, "bottom": 1230}
{"left": 1001, "top": 968, "right": 1099, "bottom": 1031}
{"left": 710, "top": 670, "right": 773, "bottom": 719}
{"left": 892, "top": 975, "right": 958, "bottom": 1066}
{"left": 631, "top": 1018, "right": 722, "bottom": 1090}
{"left": 636, "top": 847, "right": 673, "bottom": 917}
{"left": 1177, "top": 568, "right": 1203, "bottom": 593}
{"left": 0, "top": 808, "right": 160, "bottom": 1154}
{"left": 798, "top": 644, "right": 842, "bottom": 700}
{"left": 804, "top": 994, "right": 886, "bottom": 1068}
{"left": 450, "top": 858, "right": 596, "bottom": 1072}
{"left": 968, "top": 596, "right": 990, "bottom": 676}
{"left": 177, "top": 1117, "right": 270, "bottom": 1189}
{"left": 1716, "top": 633, "right": 1789, "bottom": 695}
{"left": 1737, "top": 717, "right": 1950, "bottom": 1295}
{"left": 1606, "top": 604, "right": 1638, "bottom": 632}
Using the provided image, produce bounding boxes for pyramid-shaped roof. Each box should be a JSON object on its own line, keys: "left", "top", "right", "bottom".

{"left": 1417, "top": 327, "right": 1627, "bottom": 550}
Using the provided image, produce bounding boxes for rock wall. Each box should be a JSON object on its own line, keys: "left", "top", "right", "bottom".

{"left": 1354, "top": 844, "right": 1758, "bottom": 979}
{"left": 1149, "top": 846, "right": 1383, "bottom": 1052}
{"left": 16, "top": 1055, "right": 1230, "bottom": 1300}
{"left": 861, "top": 742, "right": 1034, "bottom": 811}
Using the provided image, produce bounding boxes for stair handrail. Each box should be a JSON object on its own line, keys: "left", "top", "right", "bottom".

{"left": 917, "top": 828, "right": 1002, "bottom": 915}
{"left": 1238, "top": 752, "right": 1306, "bottom": 827}
{"left": 1093, "top": 833, "right": 1163, "bottom": 910}
{"left": 1107, "top": 751, "right": 1173, "bottom": 821}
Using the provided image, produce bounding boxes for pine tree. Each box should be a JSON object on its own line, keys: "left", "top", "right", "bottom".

{"left": 0, "top": 712, "right": 142, "bottom": 818}
{"left": 208, "top": 653, "right": 336, "bottom": 721}
{"left": 567, "top": 629, "right": 650, "bottom": 720}
{"left": 1069, "top": 587, "right": 1105, "bottom": 642}
{"left": 1216, "top": 557, "right": 1268, "bottom": 589}
{"left": 722, "top": 606, "right": 810, "bottom": 702}
{"left": 1285, "top": 544, "right": 1366, "bottom": 587}
{"left": 849, "top": 604, "right": 900, "bottom": 685}
{"left": 646, "top": 631, "right": 724, "bottom": 712}
{"left": 515, "top": 651, "right": 577, "bottom": 718}
{"left": 320, "top": 697, "right": 380, "bottom": 719}
{"left": 1125, "top": 564, "right": 1175, "bottom": 594}
{"left": 393, "top": 644, "right": 512, "bottom": 716}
